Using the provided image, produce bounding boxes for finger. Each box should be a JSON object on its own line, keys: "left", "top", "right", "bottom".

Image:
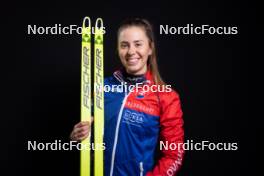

{"left": 74, "top": 127, "right": 90, "bottom": 137}
{"left": 75, "top": 121, "right": 89, "bottom": 128}
{"left": 70, "top": 131, "right": 80, "bottom": 141}
{"left": 79, "top": 132, "right": 90, "bottom": 141}
{"left": 70, "top": 132, "right": 75, "bottom": 141}
{"left": 79, "top": 129, "right": 90, "bottom": 137}
{"left": 74, "top": 125, "right": 90, "bottom": 135}
{"left": 73, "top": 125, "right": 89, "bottom": 135}
{"left": 75, "top": 130, "right": 89, "bottom": 141}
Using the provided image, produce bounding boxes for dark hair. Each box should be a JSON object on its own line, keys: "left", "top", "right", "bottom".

{"left": 117, "top": 18, "right": 165, "bottom": 85}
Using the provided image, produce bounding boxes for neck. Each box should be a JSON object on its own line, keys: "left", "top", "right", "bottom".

{"left": 122, "top": 68, "right": 147, "bottom": 84}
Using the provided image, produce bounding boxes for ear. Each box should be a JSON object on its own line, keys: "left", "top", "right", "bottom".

{"left": 148, "top": 49, "right": 152, "bottom": 56}
{"left": 148, "top": 42, "right": 153, "bottom": 55}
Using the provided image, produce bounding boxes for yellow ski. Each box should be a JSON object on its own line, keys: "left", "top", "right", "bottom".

{"left": 94, "top": 18, "right": 104, "bottom": 176}
{"left": 81, "top": 16, "right": 92, "bottom": 176}
{"left": 81, "top": 16, "right": 104, "bottom": 176}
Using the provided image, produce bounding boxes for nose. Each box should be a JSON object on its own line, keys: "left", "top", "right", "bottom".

{"left": 127, "top": 46, "right": 136, "bottom": 56}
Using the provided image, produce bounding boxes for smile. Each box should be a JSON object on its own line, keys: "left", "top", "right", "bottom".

{"left": 126, "top": 58, "right": 140, "bottom": 65}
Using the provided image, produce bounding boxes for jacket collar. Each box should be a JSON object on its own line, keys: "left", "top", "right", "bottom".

{"left": 113, "top": 68, "right": 153, "bottom": 85}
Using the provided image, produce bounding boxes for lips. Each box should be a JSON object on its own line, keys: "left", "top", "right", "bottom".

{"left": 126, "top": 57, "right": 140, "bottom": 65}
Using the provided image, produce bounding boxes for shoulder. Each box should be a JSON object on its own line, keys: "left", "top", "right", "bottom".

{"left": 158, "top": 88, "right": 181, "bottom": 105}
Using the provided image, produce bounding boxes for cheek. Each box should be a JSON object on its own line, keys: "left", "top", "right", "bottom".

{"left": 118, "top": 50, "right": 125, "bottom": 58}
{"left": 141, "top": 50, "right": 150, "bottom": 60}
{"left": 140, "top": 47, "right": 151, "bottom": 56}
{"left": 118, "top": 52, "right": 127, "bottom": 64}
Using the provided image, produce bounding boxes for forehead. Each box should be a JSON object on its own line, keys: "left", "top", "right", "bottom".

{"left": 118, "top": 26, "right": 148, "bottom": 42}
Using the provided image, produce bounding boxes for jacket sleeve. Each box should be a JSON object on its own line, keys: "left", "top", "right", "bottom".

{"left": 147, "top": 91, "right": 185, "bottom": 176}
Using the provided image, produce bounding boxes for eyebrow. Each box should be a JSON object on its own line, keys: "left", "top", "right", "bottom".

{"left": 134, "top": 40, "right": 144, "bottom": 43}
{"left": 120, "top": 40, "right": 144, "bottom": 43}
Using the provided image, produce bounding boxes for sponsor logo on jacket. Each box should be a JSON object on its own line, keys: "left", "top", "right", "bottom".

{"left": 123, "top": 110, "right": 144, "bottom": 127}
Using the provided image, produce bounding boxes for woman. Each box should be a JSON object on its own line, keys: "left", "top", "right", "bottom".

{"left": 70, "top": 18, "right": 184, "bottom": 176}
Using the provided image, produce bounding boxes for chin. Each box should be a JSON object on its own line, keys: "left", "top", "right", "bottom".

{"left": 126, "top": 68, "right": 144, "bottom": 75}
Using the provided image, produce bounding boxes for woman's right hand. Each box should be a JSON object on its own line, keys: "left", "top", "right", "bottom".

{"left": 70, "top": 119, "right": 93, "bottom": 141}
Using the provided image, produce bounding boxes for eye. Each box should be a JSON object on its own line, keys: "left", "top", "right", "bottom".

{"left": 120, "top": 43, "right": 128, "bottom": 48}
{"left": 135, "top": 43, "right": 142, "bottom": 47}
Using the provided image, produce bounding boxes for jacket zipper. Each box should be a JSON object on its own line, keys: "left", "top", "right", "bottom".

{"left": 109, "top": 91, "right": 130, "bottom": 176}
{"left": 140, "top": 162, "right": 144, "bottom": 176}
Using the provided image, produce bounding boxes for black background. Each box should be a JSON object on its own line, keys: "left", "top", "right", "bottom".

{"left": 3, "top": 1, "right": 256, "bottom": 176}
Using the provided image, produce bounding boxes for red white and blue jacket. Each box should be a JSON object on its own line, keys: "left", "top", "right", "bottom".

{"left": 104, "top": 69, "right": 184, "bottom": 176}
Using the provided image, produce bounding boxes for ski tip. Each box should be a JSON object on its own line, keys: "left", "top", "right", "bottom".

{"left": 95, "top": 18, "right": 104, "bottom": 29}
{"left": 82, "top": 16, "right": 91, "bottom": 28}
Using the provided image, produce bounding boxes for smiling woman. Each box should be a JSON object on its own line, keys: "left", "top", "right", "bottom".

{"left": 117, "top": 19, "right": 165, "bottom": 85}
{"left": 118, "top": 26, "right": 152, "bottom": 75}
{"left": 70, "top": 18, "right": 185, "bottom": 176}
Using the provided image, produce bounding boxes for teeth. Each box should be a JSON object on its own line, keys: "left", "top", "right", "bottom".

{"left": 127, "top": 58, "right": 138, "bottom": 65}
{"left": 127, "top": 58, "right": 138, "bottom": 60}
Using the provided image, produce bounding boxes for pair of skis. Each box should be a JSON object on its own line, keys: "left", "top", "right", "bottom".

{"left": 81, "top": 16, "right": 104, "bottom": 176}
